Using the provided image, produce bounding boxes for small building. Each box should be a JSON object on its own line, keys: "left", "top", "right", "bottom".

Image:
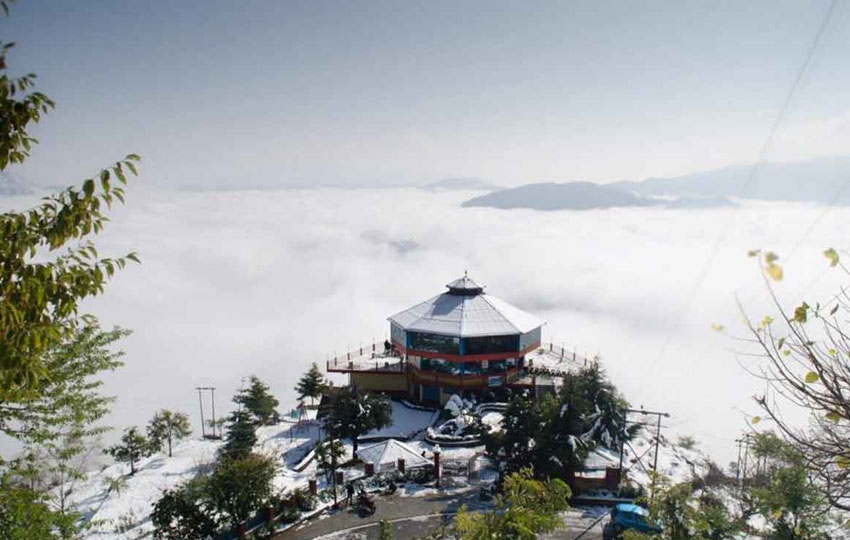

{"left": 329, "top": 274, "right": 550, "bottom": 405}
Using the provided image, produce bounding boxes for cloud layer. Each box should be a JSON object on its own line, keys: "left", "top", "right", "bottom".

{"left": 3, "top": 187, "right": 848, "bottom": 462}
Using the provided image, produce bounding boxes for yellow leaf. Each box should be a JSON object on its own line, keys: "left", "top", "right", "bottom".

{"left": 751, "top": 416, "right": 761, "bottom": 425}
{"left": 837, "top": 456, "right": 850, "bottom": 470}
{"left": 765, "top": 251, "right": 779, "bottom": 263}
{"left": 710, "top": 323, "right": 725, "bottom": 332}
{"left": 826, "top": 411, "right": 841, "bottom": 424}
{"left": 748, "top": 249, "right": 761, "bottom": 258}
{"left": 805, "top": 371, "right": 819, "bottom": 384}
{"left": 766, "top": 263, "right": 783, "bottom": 282}
{"left": 761, "top": 315, "right": 774, "bottom": 326}
{"left": 824, "top": 248, "right": 840, "bottom": 268}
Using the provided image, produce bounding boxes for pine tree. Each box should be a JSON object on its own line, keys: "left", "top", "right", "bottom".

{"left": 295, "top": 363, "right": 326, "bottom": 407}
{"left": 325, "top": 388, "right": 392, "bottom": 453}
{"left": 105, "top": 427, "right": 153, "bottom": 476}
{"left": 147, "top": 410, "right": 192, "bottom": 458}
{"left": 234, "top": 376, "right": 280, "bottom": 426}
{"left": 222, "top": 409, "right": 257, "bottom": 460}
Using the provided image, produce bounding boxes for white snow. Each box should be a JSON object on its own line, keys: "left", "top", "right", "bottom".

{"left": 363, "top": 401, "right": 437, "bottom": 439}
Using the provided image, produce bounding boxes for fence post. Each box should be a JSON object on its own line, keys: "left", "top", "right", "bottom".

{"left": 397, "top": 458, "right": 405, "bottom": 474}
{"left": 265, "top": 504, "right": 275, "bottom": 524}
{"left": 365, "top": 462, "right": 375, "bottom": 476}
{"left": 434, "top": 446, "right": 442, "bottom": 487}
{"left": 309, "top": 477, "right": 318, "bottom": 496}
{"left": 236, "top": 522, "right": 246, "bottom": 539}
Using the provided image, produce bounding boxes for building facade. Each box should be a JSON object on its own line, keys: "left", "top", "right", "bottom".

{"left": 329, "top": 274, "right": 545, "bottom": 405}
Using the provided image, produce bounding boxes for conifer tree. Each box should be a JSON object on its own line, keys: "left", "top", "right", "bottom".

{"left": 147, "top": 410, "right": 192, "bottom": 458}
{"left": 222, "top": 409, "right": 257, "bottom": 460}
{"left": 105, "top": 427, "right": 152, "bottom": 476}
{"left": 295, "top": 362, "right": 326, "bottom": 407}
{"left": 325, "top": 388, "right": 391, "bottom": 453}
{"left": 234, "top": 375, "right": 280, "bottom": 426}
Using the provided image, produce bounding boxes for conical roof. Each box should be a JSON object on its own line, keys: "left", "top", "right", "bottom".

{"left": 388, "top": 275, "right": 543, "bottom": 338}
{"left": 356, "top": 439, "right": 431, "bottom": 470}
{"left": 446, "top": 272, "right": 484, "bottom": 295}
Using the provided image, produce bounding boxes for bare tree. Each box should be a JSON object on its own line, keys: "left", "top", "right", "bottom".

{"left": 740, "top": 249, "right": 850, "bottom": 511}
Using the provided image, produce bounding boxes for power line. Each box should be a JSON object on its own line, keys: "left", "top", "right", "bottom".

{"left": 648, "top": 0, "right": 840, "bottom": 374}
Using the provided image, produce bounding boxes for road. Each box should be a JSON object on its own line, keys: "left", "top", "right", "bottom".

{"left": 275, "top": 490, "right": 605, "bottom": 540}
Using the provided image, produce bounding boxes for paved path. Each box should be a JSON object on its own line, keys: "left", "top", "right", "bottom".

{"left": 275, "top": 490, "right": 606, "bottom": 540}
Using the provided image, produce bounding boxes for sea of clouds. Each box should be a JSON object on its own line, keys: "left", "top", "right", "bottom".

{"left": 3, "top": 185, "right": 849, "bottom": 464}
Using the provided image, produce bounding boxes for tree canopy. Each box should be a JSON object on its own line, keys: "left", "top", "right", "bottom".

{"left": 147, "top": 410, "right": 192, "bottom": 458}
{"left": 295, "top": 362, "right": 326, "bottom": 406}
{"left": 105, "top": 427, "right": 152, "bottom": 476}
{"left": 491, "top": 364, "right": 629, "bottom": 480}
{"left": 454, "top": 468, "right": 571, "bottom": 540}
{"left": 234, "top": 375, "right": 280, "bottom": 426}
{"left": 0, "top": 4, "right": 140, "bottom": 395}
{"left": 324, "top": 388, "right": 392, "bottom": 453}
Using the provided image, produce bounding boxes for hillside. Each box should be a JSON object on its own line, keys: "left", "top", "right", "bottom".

{"left": 612, "top": 155, "right": 850, "bottom": 204}
{"left": 461, "top": 181, "right": 657, "bottom": 211}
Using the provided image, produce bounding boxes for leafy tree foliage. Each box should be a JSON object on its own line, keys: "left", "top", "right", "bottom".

{"left": 147, "top": 410, "right": 192, "bottom": 458}
{"left": 0, "top": 1, "right": 140, "bottom": 395}
{"left": 315, "top": 438, "right": 345, "bottom": 481}
{"left": 204, "top": 453, "right": 276, "bottom": 528}
{"left": 151, "top": 479, "right": 216, "bottom": 540}
{"left": 748, "top": 433, "right": 830, "bottom": 540}
{"left": 454, "top": 468, "right": 571, "bottom": 540}
{"left": 222, "top": 409, "right": 257, "bottom": 460}
{"left": 105, "top": 427, "right": 152, "bottom": 476}
{"left": 325, "top": 388, "right": 392, "bottom": 453}
{"left": 295, "top": 362, "right": 326, "bottom": 406}
{"left": 0, "top": 471, "right": 77, "bottom": 540}
{"left": 492, "top": 365, "right": 629, "bottom": 480}
{"left": 0, "top": 325, "right": 128, "bottom": 445}
{"left": 379, "top": 519, "right": 393, "bottom": 540}
{"left": 234, "top": 375, "right": 280, "bottom": 426}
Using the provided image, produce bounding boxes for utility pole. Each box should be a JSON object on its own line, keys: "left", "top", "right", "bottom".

{"left": 622, "top": 407, "right": 670, "bottom": 505}
{"left": 736, "top": 434, "right": 752, "bottom": 491}
{"left": 210, "top": 387, "right": 217, "bottom": 438}
{"left": 735, "top": 438, "right": 743, "bottom": 480}
{"left": 195, "top": 387, "right": 206, "bottom": 439}
{"left": 195, "top": 386, "right": 217, "bottom": 439}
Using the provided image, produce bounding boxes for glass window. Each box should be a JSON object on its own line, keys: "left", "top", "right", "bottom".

{"left": 487, "top": 359, "right": 506, "bottom": 373}
{"left": 463, "top": 361, "right": 483, "bottom": 375}
{"left": 409, "top": 332, "right": 460, "bottom": 354}
{"left": 464, "top": 334, "right": 520, "bottom": 355}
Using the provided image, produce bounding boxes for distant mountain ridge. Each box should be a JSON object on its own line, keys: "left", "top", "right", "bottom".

{"left": 612, "top": 155, "right": 850, "bottom": 204}
{"left": 462, "top": 155, "right": 850, "bottom": 211}
{"left": 462, "top": 181, "right": 658, "bottom": 210}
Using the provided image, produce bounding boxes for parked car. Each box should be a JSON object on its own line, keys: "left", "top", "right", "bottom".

{"left": 602, "top": 503, "right": 662, "bottom": 539}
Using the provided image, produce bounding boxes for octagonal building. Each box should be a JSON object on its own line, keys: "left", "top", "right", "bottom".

{"left": 329, "top": 274, "right": 544, "bottom": 405}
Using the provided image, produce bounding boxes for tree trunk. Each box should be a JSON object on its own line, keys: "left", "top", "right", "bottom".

{"left": 167, "top": 436, "right": 172, "bottom": 457}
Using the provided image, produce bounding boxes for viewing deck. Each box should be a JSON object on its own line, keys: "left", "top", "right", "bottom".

{"left": 325, "top": 341, "right": 593, "bottom": 378}
{"left": 326, "top": 344, "right": 406, "bottom": 374}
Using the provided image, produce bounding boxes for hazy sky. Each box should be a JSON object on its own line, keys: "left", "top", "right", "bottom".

{"left": 4, "top": 0, "right": 850, "bottom": 188}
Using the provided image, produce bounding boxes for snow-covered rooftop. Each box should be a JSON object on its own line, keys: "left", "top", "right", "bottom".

{"left": 356, "top": 439, "right": 431, "bottom": 471}
{"left": 388, "top": 275, "right": 543, "bottom": 338}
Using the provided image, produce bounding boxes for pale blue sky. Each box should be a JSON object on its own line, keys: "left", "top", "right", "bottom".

{"left": 4, "top": 0, "right": 849, "bottom": 188}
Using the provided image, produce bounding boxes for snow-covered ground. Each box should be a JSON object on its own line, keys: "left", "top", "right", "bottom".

{"left": 70, "top": 402, "right": 440, "bottom": 539}
{"left": 362, "top": 401, "right": 437, "bottom": 439}
{"left": 67, "top": 395, "right": 711, "bottom": 540}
